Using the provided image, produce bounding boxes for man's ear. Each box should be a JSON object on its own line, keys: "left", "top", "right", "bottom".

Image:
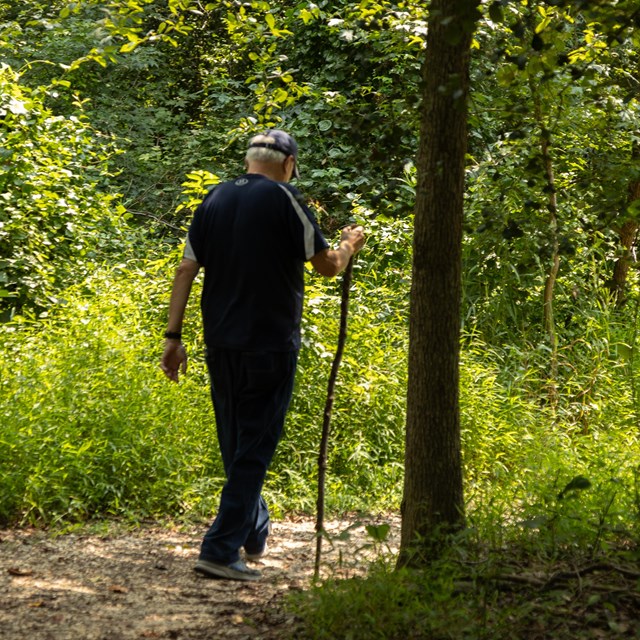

{"left": 285, "top": 155, "right": 295, "bottom": 180}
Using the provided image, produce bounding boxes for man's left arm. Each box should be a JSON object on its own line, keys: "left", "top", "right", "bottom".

{"left": 160, "top": 257, "right": 201, "bottom": 382}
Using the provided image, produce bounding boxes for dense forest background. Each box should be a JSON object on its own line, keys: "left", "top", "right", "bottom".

{"left": 1, "top": 0, "right": 640, "bottom": 635}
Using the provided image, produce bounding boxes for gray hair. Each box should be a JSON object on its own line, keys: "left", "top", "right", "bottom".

{"left": 245, "top": 134, "right": 287, "bottom": 164}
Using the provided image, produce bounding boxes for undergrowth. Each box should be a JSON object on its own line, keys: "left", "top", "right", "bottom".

{"left": 0, "top": 215, "right": 411, "bottom": 524}
{"left": 291, "top": 541, "right": 640, "bottom": 639}
{"left": 292, "top": 512, "right": 640, "bottom": 640}
{"left": 2, "top": 215, "right": 640, "bottom": 640}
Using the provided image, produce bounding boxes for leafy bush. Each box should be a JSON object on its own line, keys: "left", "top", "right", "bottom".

{"left": 0, "top": 256, "right": 218, "bottom": 525}
{"left": 0, "top": 65, "right": 128, "bottom": 315}
{"left": 291, "top": 563, "right": 471, "bottom": 640}
{"left": 0, "top": 213, "right": 413, "bottom": 524}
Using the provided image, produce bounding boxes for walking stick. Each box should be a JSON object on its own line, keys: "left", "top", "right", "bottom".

{"left": 314, "top": 255, "right": 354, "bottom": 581}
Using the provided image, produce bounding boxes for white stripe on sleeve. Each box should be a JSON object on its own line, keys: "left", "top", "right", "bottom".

{"left": 183, "top": 234, "right": 198, "bottom": 262}
{"left": 277, "top": 184, "right": 316, "bottom": 260}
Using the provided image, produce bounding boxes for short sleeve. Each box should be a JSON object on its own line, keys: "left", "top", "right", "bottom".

{"left": 276, "top": 184, "right": 329, "bottom": 261}
{"left": 186, "top": 193, "right": 210, "bottom": 265}
{"left": 183, "top": 234, "right": 198, "bottom": 262}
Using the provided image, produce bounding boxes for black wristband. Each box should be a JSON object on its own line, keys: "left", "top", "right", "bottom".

{"left": 164, "top": 331, "right": 182, "bottom": 340}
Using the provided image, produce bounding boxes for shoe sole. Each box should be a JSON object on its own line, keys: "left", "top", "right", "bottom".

{"left": 194, "top": 559, "right": 261, "bottom": 581}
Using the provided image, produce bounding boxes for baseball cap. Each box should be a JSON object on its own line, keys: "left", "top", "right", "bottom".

{"left": 248, "top": 129, "right": 300, "bottom": 178}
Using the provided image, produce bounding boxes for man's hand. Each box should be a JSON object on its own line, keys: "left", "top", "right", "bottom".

{"left": 160, "top": 341, "right": 188, "bottom": 382}
{"left": 340, "top": 224, "right": 366, "bottom": 254}
{"left": 310, "top": 224, "right": 366, "bottom": 277}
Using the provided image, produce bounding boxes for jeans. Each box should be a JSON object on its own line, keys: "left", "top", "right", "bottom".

{"left": 199, "top": 348, "right": 298, "bottom": 565}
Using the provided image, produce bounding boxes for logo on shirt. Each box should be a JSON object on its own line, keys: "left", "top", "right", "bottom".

{"left": 235, "top": 178, "right": 249, "bottom": 186}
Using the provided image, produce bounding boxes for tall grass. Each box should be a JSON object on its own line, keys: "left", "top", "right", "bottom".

{"left": 461, "top": 315, "right": 640, "bottom": 550}
{"left": 0, "top": 257, "right": 219, "bottom": 525}
{"left": 2, "top": 215, "right": 640, "bottom": 544}
{"left": 0, "top": 216, "right": 413, "bottom": 525}
{"left": 293, "top": 304, "right": 640, "bottom": 640}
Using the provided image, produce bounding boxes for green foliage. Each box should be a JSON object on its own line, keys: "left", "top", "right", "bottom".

{"left": 293, "top": 318, "right": 640, "bottom": 639}
{"left": 0, "top": 258, "right": 220, "bottom": 525}
{"left": 292, "top": 525, "right": 640, "bottom": 639}
{"left": 176, "top": 170, "right": 221, "bottom": 213}
{"left": 200, "top": 0, "right": 427, "bottom": 220}
{"left": 0, "top": 66, "right": 128, "bottom": 314}
{"left": 466, "top": 2, "right": 640, "bottom": 348}
{"left": 3, "top": 12, "right": 640, "bottom": 640}
{"left": 269, "top": 212, "right": 411, "bottom": 513}
{"left": 0, "top": 0, "right": 195, "bottom": 73}
{"left": 457, "top": 337, "right": 640, "bottom": 568}
{"left": 0, "top": 212, "right": 413, "bottom": 524}
{"left": 1, "top": 0, "right": 425, "bottom": 233}
{"left": 291, "top": 563, "right": 471, "bottom": 640}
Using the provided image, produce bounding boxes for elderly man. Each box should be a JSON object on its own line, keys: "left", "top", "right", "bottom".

{"left": 161, "top": 130, "right": 365, "bottom": 581}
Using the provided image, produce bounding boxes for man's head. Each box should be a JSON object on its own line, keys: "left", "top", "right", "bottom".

{"left": 245, "top": 130, "right": 299, "bottom": 182}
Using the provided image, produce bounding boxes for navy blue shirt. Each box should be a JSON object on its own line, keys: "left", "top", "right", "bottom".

{"left": 186, "top": 174, "right": 329, "bottom": 351}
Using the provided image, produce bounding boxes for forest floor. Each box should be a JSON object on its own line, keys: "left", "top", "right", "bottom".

{"left": 4, "top": 514, "right": 640, "bottom": 639}
{"left": 0, "top": 514, "right": 399, "bottom": 640}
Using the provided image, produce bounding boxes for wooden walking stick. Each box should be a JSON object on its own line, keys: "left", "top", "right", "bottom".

{"left": 314, "top": 255, "right": 354, "bottom": 581}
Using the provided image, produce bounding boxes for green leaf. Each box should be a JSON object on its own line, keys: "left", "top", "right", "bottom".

{"left": 273, "top": 87, "right": 288, "bottom": 103}
{"left": 299, "top": 8, "right": 314, "bottom": 24}
{"left": 627, "top": 198, "right": 640, "bottom": 218}
{"left": 365, "top": 523, "right": 390, "bottom": 543}
{"left": 265, "top": 13, "right": 276, "bottom": 30}
{"left": 120, "top": 40, "right": 140, "bottom": 53}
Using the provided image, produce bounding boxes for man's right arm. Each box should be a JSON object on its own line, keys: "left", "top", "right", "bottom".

{"left": 160, "top": 257, "right": 201, "bottom": 382}
{"left": 310, "top": 225, "right": 365, "bottom": 277}
{"left": 165, "top": 258, "right": 201, "bottom": 334}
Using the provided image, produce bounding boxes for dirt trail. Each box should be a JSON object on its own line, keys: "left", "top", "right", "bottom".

{"left": 0, "top": 515, "right": 400, "bottom": 640}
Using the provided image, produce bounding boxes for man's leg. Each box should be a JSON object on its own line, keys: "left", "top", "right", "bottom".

{"left": 243, "top": 495, "right": 270, "bottom": 558}
{"left": 199, "top": 349, "right": 297, "bottom": 566}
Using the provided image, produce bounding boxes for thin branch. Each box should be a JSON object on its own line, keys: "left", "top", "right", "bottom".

{"left": 314, "top": 257, "right": 354, "bottom": 582}
{"left": 127, "top": 210, "right": 184, "bottom": 232}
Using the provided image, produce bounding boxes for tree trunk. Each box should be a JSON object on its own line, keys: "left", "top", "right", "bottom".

{"left": 531, "top": 84, "right": 560, "bottom": 405}
{"left": 610, "top": 147, "right": 640, "bottom": 307}
{"left": 540, "top": 126, "right": 560, "bottom": 402}
{"left": 398, "top": 0, "right": 479, "bottom": 568}
{"left": 610, "top": 219, "right": 639, "bottom": 307}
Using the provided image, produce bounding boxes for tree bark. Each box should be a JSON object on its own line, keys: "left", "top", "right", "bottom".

{"left": 610, "top": 147, "right": 640, "bottom": 307}
{"left": 610, "top": 219, "right": 638, "bottom": 307}
{"left": 529, "top": 81, "right": 560, "bottom": 405}
{"left": 398, "top": 0, "right": 479, "bottom": 568}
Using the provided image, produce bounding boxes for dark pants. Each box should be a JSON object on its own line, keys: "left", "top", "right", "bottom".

{"left": 199, "top": 348, "right": 297, "bottom": 565}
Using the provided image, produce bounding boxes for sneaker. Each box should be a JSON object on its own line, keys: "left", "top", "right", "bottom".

{"left": 194, "top": 558, "right": 261, "bottom": 581}
{"left": 244, "top": 541, "right": 268, "bottom": 562}
{"left": 244, "top": 522, "right": 272, "bottom": 562}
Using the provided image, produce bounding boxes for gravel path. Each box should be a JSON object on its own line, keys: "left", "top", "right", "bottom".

{"left": 0, "top": 515, "right": 400, "bottom": 640}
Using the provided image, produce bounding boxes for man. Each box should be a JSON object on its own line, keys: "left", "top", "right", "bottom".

{"left": 160, "top": 129, "right": 365, "bottom": 581}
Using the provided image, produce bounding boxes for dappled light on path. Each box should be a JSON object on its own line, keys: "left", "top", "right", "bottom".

{"left": 0, "top": 515, "right": 400, "bottom": 639}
